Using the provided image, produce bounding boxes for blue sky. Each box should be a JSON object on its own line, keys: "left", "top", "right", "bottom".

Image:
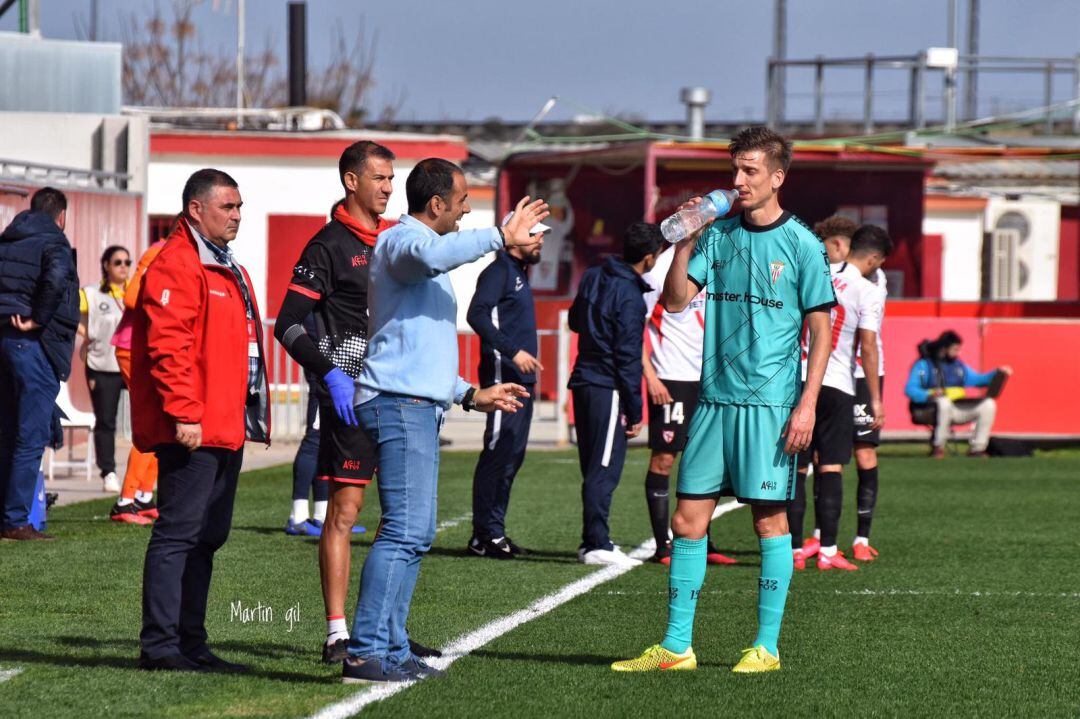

{"left": 6, "top": 0, "right": 1078, "bottom": 123}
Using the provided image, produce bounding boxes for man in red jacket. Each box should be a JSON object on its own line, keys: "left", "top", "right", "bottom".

{"left": 131, "top": 168, "right": 270, "bottom": 673}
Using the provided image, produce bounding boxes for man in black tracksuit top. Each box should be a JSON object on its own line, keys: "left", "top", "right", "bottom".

{"left": 568, "top": 222, "right": 664, "bottom": 566}
{"left": 465, "top": 212, "right": 549, "bottom": 559}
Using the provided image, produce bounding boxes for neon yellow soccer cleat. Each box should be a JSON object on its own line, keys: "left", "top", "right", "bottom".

{"left": 611, "top": 644, "right": 697, "bottom": 672}
{"left": 731, "top": 646, "right": 781, "bottom": 674}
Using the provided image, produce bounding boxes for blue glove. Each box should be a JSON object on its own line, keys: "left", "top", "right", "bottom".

{"left": 323, "top": 367, "right": 358, "bottom": 427}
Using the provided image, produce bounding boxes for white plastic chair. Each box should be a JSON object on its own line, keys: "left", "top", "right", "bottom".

{"left": 45, "top": 381, "right": 96, "bottom": 482}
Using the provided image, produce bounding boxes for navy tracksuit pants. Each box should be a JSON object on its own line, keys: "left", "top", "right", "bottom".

{"left": 572, "top": 384, "right": 628, "bottom": 552}
{"left": 472, "top": 389, "right": 533, "bottom": 541}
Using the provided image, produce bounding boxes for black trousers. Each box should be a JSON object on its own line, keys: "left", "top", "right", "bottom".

{"left": 87, "top": 368, "right": 124, "bottom": 477}
{"left": 572, "top": 385, "right": 628, "bottom": 552}
{"left": 141, "top": 444, "right": 243, "bottom": 659}
{"left": 471, "top": 389, "right": 534, "bottom": 541}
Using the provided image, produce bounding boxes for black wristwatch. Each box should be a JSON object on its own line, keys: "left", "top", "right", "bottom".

{"left": 462, "top": 386, "right": 477, "bottom": 412}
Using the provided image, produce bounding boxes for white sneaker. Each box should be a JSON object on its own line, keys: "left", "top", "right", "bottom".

{"left": 103, "top": 472, "right": 121, "bottom": 493}
{"left": 579, "top": 546, "right": 642, "bottom": 567}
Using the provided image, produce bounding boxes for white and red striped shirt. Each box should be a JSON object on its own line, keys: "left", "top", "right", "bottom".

{"left": 642, "top": 246, "right": 706, "bottom": 382}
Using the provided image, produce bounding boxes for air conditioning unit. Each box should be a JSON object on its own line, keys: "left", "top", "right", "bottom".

{"left": 984, "top": 198, "right": 1060, "bottom": 300}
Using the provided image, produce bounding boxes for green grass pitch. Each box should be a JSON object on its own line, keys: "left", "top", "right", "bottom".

{"left": 1, "top": 446, "right": 1078, "bottom": 718}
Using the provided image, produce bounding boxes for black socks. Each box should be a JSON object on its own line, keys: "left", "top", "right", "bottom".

{"left": 816, "top": 471, "right": 844, "bottom": 547}
{"left": 645, "top": 471, "right": 670, "bottom": 549}
{"left": 787, "top": 469, "right": 809, "bottom": 550}
{"left": 856, "top": 465, "right": 879, "bottom": 539}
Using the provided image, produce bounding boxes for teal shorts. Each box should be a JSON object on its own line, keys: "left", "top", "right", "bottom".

{"left": 676, "top": 402, "right": 797, "bottom": 505}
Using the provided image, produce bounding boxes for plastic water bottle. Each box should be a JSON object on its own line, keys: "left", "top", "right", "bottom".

{"left": 660, "top": 189, "right": 739, "bottom": 243}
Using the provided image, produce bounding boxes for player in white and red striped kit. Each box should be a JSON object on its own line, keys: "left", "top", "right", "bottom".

{"left": 641, "top": 247, "right": 736, "bottom": 566}
{"left": 789, "top": 225, "right": 891, "bottom": 571}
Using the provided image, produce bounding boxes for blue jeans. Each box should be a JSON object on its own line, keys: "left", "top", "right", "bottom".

{"left": 0, "top": 329, "right": 60, "bottom": 529}
{"left": 350, "top": 393, "right": 441, "bottom": 665}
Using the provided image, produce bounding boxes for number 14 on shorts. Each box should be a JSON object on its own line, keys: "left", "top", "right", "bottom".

{"left": 662, "top": 402, "right": 685, "bottom": 425}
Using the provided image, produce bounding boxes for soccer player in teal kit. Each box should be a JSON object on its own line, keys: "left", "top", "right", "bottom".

{"left": 612, "top": 127, "right": 835, "bottom": 674}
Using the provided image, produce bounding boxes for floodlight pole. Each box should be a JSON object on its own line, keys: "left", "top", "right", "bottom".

{"left": 773, "top": 0, "right": 787, "bottom": 127}
{"left": 236, "top": 0, "right": 246, "bottom": 128}
{"left": 965, "top": 0, "right": 980, "bottom": 120}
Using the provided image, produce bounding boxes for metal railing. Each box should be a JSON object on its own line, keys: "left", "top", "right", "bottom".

{"left": 766, "top": 53, "right": 1080, "bottom": 135}
{"left": 0, "top": 158, "right": 131, "bottom": 192}
{"left": 262, "top": 320, "right": 570, "bottom": 440}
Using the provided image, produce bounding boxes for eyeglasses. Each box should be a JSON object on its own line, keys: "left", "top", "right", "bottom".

{"left": 111, "top": 259, "right": 132, "bottom": 267}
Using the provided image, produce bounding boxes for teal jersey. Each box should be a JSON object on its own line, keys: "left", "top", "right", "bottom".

{"left": 687, "top": 211, "right": 836, "bottom": 408}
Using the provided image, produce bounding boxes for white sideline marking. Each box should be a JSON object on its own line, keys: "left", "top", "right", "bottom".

{"left": 307, "top": 501, "right": 746, "bottom": 718}
{"left": 434, "top": 512, "right": 471, "bottom": 534}
{"left": 603, "top": 588, "right": 1080, "bottom": 599}
{"left": 0, "top": 667, "right": 23, "bottom": 683}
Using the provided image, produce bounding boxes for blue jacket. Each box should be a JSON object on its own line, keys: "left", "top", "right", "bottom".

{"left": 568, "top": 257, "right": 650, "bottom": 425}
{"left": 357, "top": 215, "right": 503, "bottom": 409}
{"left": 904, "top": 357, "right": 997, "bottom": 403}
{"left": 0, "top": 210, "right": 80, "bottom": 380}
{"left": 467, "top": 251, "right": 537, "bottom": 387}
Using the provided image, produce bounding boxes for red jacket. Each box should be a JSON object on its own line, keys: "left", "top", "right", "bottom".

{"left": 130, "top": 219, "right": 271, "bottom": 452}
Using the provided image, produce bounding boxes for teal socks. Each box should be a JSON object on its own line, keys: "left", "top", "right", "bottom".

{"left": 753, "top": 534, "right": 794, "bottom": 656}
{"left": 660, "top": 536, "right": 707, "bottom": 653}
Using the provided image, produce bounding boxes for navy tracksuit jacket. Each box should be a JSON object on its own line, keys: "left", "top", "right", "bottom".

{"left": 467, "top": 251, "right": 537, "bottom": 541}
{"left": 568, "top": 257, "right": 650, "bottom": 551}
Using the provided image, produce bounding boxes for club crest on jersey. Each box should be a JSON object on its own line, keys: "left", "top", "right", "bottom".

{"left": 662, "top": 430, "right": 675, "bottom": 444}
{"left": 769, "top": 261, "right": 785, "bottom": 284}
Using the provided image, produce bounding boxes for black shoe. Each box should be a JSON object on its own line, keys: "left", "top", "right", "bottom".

{"left": 467, "top": 535, "right": 515, "bottom": 560}
{"left": 342, "top": 656, "right": 412, "bottom": 684}
{"left": 403, "top": 655, "right": 446, "bottom": 680}
{"left": 138, "top": 653, "right": 209, "bottom": 672}
{"left": 187, "top": 651, "right": 249, "bottom": 673}
{"left": 408, "top": 638, "right": 442, "bottom": 659}
{"left": 323, "top": 638, "right": 348, "bottom": 664}
{"left": 504, "top": 536, "right": 531, "bottom": 557}
{"left": 133, "top": 498, "right": 159, "bottom": 519}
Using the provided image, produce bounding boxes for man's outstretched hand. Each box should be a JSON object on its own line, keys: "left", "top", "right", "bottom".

{"left": 503, "top": 196, "right": 549, "bottom": 249}
{"left": 474, "top": 383, "right": 530, "bottom": 413}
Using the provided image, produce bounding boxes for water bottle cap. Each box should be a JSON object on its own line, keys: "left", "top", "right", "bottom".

{"left": 706, "top": 189, "right": 736, "bottom": 214}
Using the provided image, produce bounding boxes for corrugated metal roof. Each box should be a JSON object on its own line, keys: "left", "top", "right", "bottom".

{"left": 933, "top": 159, "right": 1078, "bottom": 180}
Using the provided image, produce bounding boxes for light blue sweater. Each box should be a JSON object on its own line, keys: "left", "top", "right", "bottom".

{"left": 356, "top": 214, "right": 502, "bottom": 409}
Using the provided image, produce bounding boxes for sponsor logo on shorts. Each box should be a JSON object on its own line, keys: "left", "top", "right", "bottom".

{"left": 342, "top": 459, "right": 362, "bottom": 471}
{"left": 760, "top": 480, "right": 777, "bottom": 491}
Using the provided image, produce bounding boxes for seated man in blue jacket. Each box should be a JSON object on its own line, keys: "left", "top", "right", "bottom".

{"left": 904, "top": 330, "right": 1012, "bottom": 458}
{"left": 569, "top": 222, "right": 665, "bottom": 567}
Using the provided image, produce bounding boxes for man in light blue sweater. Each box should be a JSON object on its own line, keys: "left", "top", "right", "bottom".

{"left": 343, "top": 158, "right": 548, "bottom": 684}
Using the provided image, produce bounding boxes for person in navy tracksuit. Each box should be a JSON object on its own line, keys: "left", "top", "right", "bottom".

{"left": 466, "top": 212, "right": 550, "bottom": 559}
{"left": 569, "top": 222, "right": 664, "bottom": 567}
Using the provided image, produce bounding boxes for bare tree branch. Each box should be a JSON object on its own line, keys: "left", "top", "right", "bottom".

{"left": 116, "top": 3, "right": 391, "bottom": 125}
